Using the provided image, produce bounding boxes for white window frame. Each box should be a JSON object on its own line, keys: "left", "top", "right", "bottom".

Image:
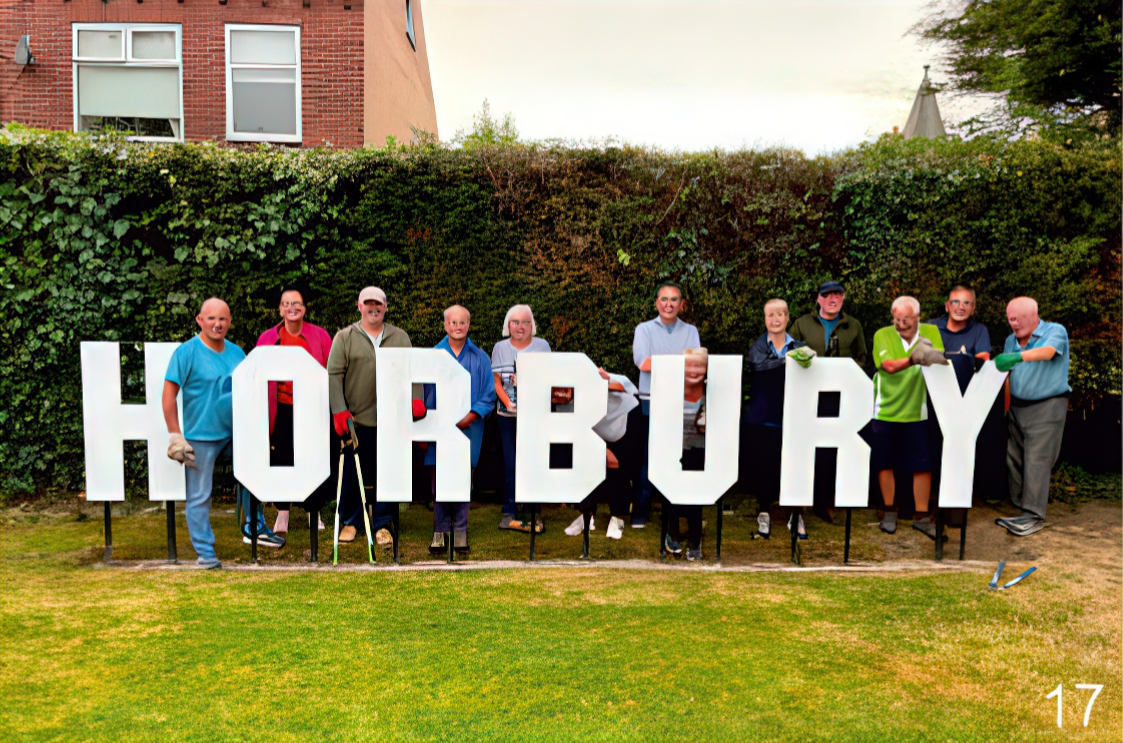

{"left": 71, "top": 23, "right": 184, "bottom": 142}
{"left": 224, "top": 24, "right": 302, "bottom": 144}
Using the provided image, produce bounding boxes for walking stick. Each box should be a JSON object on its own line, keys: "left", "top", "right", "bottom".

{"left": 332, "top": 443, "right": 346, "bottom": 565}
{"left": 332, "top": 420, "right": 375, "bottom": 564}
{"left": 348, "top": 420, "right": 376, "bottom": 563}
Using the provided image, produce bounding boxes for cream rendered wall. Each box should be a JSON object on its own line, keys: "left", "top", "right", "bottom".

{"left": 364, "top": 0, "right": 438, "bottom": 145}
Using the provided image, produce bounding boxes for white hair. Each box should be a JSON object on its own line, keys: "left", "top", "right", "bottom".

{"left": 501, "top": 304, "right": 537, "bottom": 337}
{"left": 443, "top": 304, "right": 471, "bottom": 322}
{"left": 891, "top": 296, "right": 921, "bottom": 316}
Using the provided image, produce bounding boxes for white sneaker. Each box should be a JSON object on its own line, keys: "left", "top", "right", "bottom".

{"left": 757, "top": 512, "right": 770, "bottom": 538}
{"left": 606, "top": 516, "right": 625, "bottom": 540}
{"left": 564, "top": 514, "right": 593, "bottom": 536}
{"left": 272, "top": 510, "right": 289, "bottom": 534}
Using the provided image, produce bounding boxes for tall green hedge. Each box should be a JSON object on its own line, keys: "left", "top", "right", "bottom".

{"left": 1, "top": 126, "right": 1119, "bottom": 493}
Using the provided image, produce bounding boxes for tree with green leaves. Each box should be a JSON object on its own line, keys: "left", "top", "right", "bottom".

{"left": 914, "top": 0, "right": 1121, "bottom": 136}
{"left": 452, "top": 100, "right": 521, "bottom": 149}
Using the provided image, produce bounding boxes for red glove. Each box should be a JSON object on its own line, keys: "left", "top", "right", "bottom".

{"left": 412, "top": 399, "right": 427, "bottom": 420}
{"left": 333, "top": 410, "right": 354, "bottom": 437}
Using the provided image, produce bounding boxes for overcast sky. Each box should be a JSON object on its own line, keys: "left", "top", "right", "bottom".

{"left": 424, "top": 0, "right": 979, "bottom": 154}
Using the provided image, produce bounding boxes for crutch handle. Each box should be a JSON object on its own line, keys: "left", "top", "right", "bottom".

{"left": 341, "top": 418, "right": 359, "bottom": 451}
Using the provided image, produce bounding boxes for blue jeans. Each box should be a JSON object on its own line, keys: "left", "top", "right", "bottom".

{"left": 184, "top": 438, "right": 230, "bottom": 561}
{"left": 497, "top": 415, "right": 518, "bottom": 516}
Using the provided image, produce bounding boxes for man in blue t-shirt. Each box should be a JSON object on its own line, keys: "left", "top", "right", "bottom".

{"left": 162, "top": 298, "right": 247, "bottom": 568}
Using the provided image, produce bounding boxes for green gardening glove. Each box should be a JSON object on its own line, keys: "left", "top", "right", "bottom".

{"left": 994, "top": 352, "right": 1023, "bottom": 373}
{"left": 786, "top": 347, "right": 817, "bottom": 369}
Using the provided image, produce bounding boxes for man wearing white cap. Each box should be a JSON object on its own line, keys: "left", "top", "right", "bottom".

{"left": 327, "top": 287, "right": 416, "bottom": 548}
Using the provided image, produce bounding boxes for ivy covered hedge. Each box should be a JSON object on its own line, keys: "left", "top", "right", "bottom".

{"left": 1, "top": 127, "right": 1119, "bottom": 493}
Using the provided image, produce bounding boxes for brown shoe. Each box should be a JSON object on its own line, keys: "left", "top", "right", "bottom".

{"left": 338, "top": 525, "right": 357, "bottom": 543}
{"left": 376, "top": 528, "right": 393, "bottom": 550}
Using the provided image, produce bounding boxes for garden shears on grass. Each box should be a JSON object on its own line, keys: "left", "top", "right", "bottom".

{"left": 989, "top": 562, "right": 1036, "bottom": 591}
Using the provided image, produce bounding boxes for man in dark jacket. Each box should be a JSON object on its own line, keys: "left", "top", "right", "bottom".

{"left": 789, "top": 281, "right": 868, "bottom": 523}
{"left": 926, "top": 284, "right": 1004, "bottom": 531}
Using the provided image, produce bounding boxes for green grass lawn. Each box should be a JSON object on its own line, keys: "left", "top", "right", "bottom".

{"left": 1, "top": 505, "right": 1120, "bottom": 742}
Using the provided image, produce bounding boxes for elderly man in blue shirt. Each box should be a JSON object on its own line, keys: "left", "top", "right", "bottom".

{"left": 992, "top": 297, "right": 1071, "bottom": 537}
{"left": 424, "top": 305, "right": 496, "bottom": 554}
{"left": 630, "top": 281, "right": 701, "bottom": 528}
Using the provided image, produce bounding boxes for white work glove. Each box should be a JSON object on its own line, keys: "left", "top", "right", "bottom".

{"left": 167, "top": 433, "right": 196, "bottom": 468}
{"left": 909, "top": 337, "right": 950, "bottom": 367}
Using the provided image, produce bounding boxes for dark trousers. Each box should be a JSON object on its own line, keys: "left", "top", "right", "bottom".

{"left": 270, "top": 401, "right": 333, "bottom": 514}
{"left": 434, "top": 502, "right": 470, "bottom": 531}
{"left": 929, "top": 391, "right": 1007, "bottom": 512}
{"left": 578, "top": 438, "right": 632, "bottom": 519}
{"left": 340, "top": 423, "right": 394, "bottom": 530}
{"left": 632, "top": 405, "right": 652, "bottom": 517}
{"left": 744, "top": 424, "right": 783, "bottom": 512}
{"left": 664, "top": 447, "right": 705, "bottom": 550}
{"left": 497, "top": 415, "right": 518, "bottom": 516}
{"left": 430, "top": 466, "right": 472, "bottom": 531}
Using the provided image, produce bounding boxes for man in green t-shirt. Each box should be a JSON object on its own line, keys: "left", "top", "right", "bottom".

{"left": 871, "top": 296, "right": 947, "bottom": 538}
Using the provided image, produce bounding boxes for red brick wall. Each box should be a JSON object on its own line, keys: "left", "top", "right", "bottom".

{"left": 0, "top": 0, "right": 365, "bottom": 147}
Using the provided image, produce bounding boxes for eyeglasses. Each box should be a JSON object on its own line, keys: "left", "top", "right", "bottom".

{"left": 509, "top": 319, "right": 531, "bottom": 326}
{"left": 949, "top": 299, "right": 974, "bottom": 307}
{"left": 281, "top": 301, "right": 304, "bottom": 308}
{"left": 362, "top": 300, "right": 385, "bottom": 307}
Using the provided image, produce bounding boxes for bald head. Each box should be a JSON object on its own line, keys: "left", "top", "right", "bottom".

{"left": 199, "top": 297, "right": 230, "bottom": 316}
{"left": 1006, "top": 296, "right": 1040, "bottom": 342}
{"left": 444, "top": 304, "right": 471, "bottom": 343}
{"left": 443, "top": 304, "right": 470, "bottom": 322}
{"left": 196, "top": 297, "right": 231, "bottom": 346}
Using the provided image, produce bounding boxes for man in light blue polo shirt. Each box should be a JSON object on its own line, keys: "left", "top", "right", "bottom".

{"left": 992, "top": 297, "right": 1070, "bottom": 537}
{"left": 162, "top": 297, "right": 248, "bottom": 568}
{"left": 630, "top": 281, "right": 700, "bottom": 527}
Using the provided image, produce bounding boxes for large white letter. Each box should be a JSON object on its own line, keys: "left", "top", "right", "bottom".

{"left": 780, "top": 357, "right": 873, "bottom": 507}
{"left": 648, "top": 355, "right": 743, "bottom": 506}
{"left": 81, "top": 342, "right": 185, "bottom": 501}
{"left": 232, "top": 346, "right": 329, "bottom": 501}
{"left": 376, "top": 348, "right": 472, "bottom": 503}
{"left": 922, "top": 362, "right": 1007, "bottom": 508}
{"left": 515, "top": 353, "right": 608, "bottom": 504}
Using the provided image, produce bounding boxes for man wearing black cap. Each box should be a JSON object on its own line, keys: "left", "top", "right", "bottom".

{"left": 790, "top": 281, "right": 868, "bottom": 367}
{"left": 790, "top": 281, "right": 869, "bottom": 523}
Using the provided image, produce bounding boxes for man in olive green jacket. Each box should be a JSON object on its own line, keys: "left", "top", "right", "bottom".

{"left": 328, "top": 286, "right": 415, "bottom": 545}
{"left": 789, "top": 281, "right": 870, "bottom": 523}
{"left": 789, "top": 281, "right": 869, "bottom": 368}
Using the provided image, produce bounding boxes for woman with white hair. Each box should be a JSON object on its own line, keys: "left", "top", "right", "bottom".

{"left": 491, "top": 304, "right": 553, "bottom": 533}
